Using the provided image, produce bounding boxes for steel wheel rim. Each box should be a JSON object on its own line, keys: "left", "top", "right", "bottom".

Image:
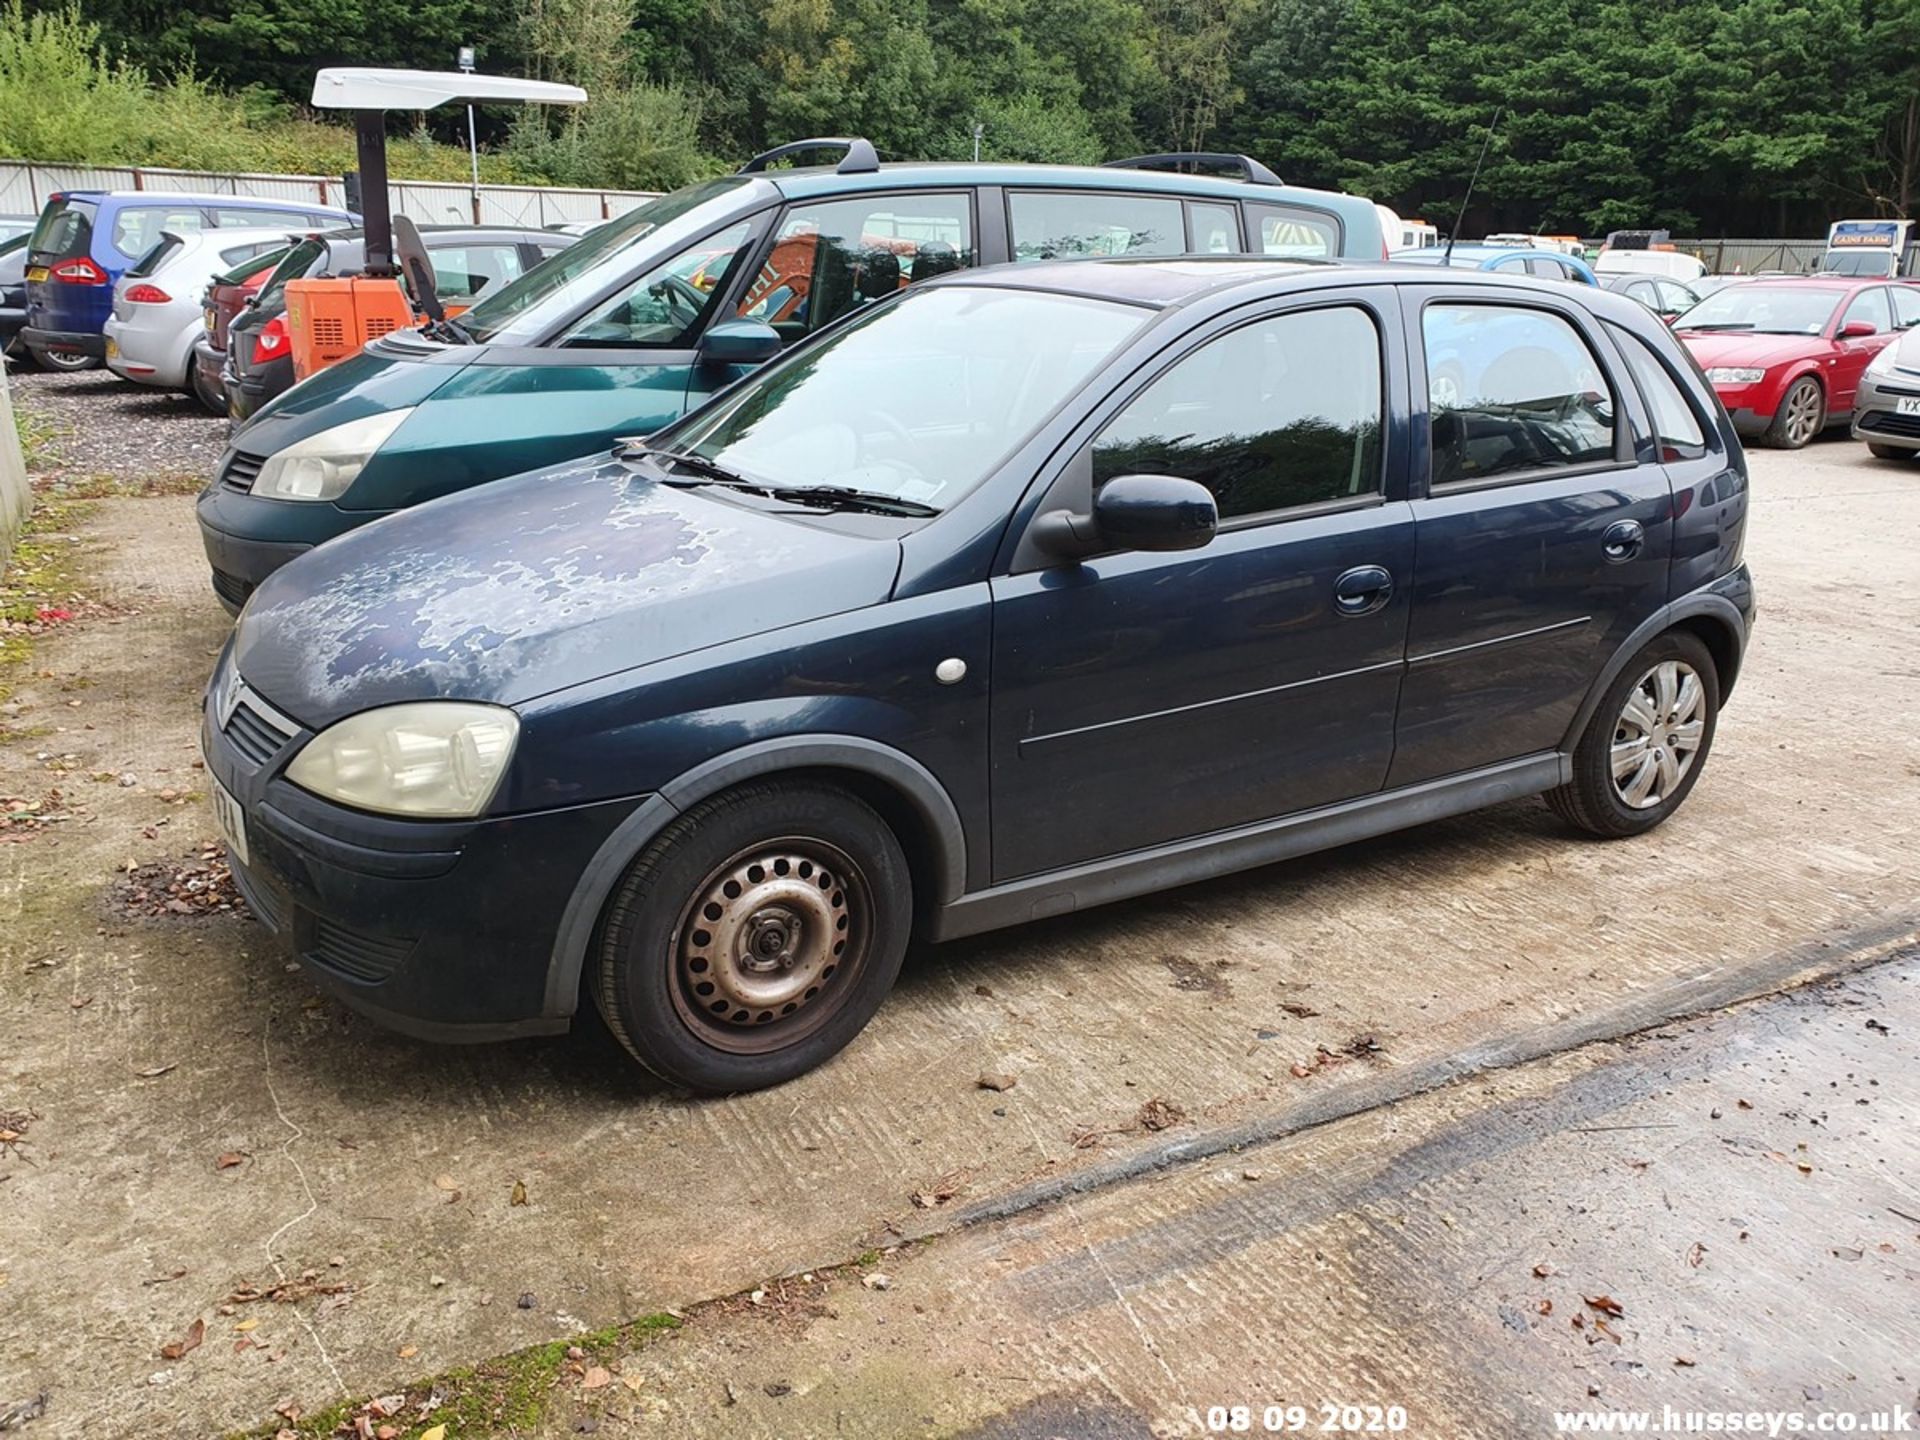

{"left": 1784, "top": 382, "right": 1820, "bottom": 444}
{"left": 668, "top": 837, "right": 871, "bottom": 1055}
{"left": 1611, "top": 659, "right": 1706, "bottom": 810}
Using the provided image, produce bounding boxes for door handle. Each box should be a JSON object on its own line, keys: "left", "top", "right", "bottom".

{"left": 1333, "top": 565, "right": 1394, "bottom": 616}
{"left": 1602, "top": 519, "right": 1645, "bottom": 563}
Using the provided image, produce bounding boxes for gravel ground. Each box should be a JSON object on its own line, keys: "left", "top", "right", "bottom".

{"left": 7, "top": 364, "right": 230, "bottom": 490}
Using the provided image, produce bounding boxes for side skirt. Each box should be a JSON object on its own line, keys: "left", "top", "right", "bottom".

{"left": 929, "top": 751, "right": 1569, "bottom": 942}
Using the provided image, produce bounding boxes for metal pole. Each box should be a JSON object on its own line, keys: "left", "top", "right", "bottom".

{"left": 356, "top": 110, "right": 394, "bottom": 277}
{"left": 466, "top": 104, "right": 481, "bottom": 223}
{"left": 972, "top": 123, "right": 983, "bottom": 163}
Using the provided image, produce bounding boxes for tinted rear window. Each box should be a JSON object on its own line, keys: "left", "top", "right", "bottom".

{"left": 215, "top": 245, "right": 292, "bottom": 286}
{"left": 258, "top": 237, "right": 329, "bottom": 305}
{"left": 29, "top": 197, "right": 95, "bottom": 262}
{"left": 127, "top": 235, "right": 184, "bottom": 278}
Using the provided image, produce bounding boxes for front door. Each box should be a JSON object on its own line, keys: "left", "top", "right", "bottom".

{"left": 1830, "top": 285, "right": 1895, "bottom": 413}
{"left": 989, "top": 294, "right": 1414, "bottom": 881}
{"left": 1389, "top": 290, "right": 1674, "bottom": 788}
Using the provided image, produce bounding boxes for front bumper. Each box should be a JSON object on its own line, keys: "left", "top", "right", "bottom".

{"left": 20, "top": 326, "right": 103, "bottom": 359}
{"left": 1720, "top": 402, "right": 1774, "bottom": 438}
{"left": 1850, "top": 373, "right": 1920, "bottom": 450}
{"left": 201, "top": 671, "right": 646, "bottom": 1040}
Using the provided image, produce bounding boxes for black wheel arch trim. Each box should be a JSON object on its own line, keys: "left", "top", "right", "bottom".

{"left": 539, "top": 735, "right": 968, "bottom": 1018}
{"left": 1559, "top": 581, "right": 1749, "bottom": 753}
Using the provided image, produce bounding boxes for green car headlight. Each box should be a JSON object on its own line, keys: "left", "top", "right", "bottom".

{"left": 287, "top": 702, "right": 519, "bottom": 818}
{"left": 251, "top": 408, "right": 415, "bottom": 502}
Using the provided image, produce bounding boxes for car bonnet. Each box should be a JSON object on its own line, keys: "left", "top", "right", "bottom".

{"left": 231, "top": 453, "right": 901, "bottom": 728}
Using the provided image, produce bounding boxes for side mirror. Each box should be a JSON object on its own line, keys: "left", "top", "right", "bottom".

{"left": 1838, "top": 320, "right": 1878, "bottom": 339}
{"left": 1032, "top": 474, "right": 1218, "bottom": 560}
{"left": 698, "top": 318, "right": 782, "bottom": 366}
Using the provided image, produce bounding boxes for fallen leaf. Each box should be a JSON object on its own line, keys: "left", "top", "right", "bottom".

{"left": 1537, "top": 1299, "right": 1553, "bottom": 1316}
{"left": 233, "top": 1318, "right": 259, "bottom": 1333}
{"left": 1584, "top": 1294, "right": 1625, "bottom": 1318}
{"left": 975, "top": 1072, "right": 1017, "bottom": 1092}
{"left": 159, "top": 1317, "right": 206, "bottom": 1360}
{"left": 1138, "top": 1096, "right": 1185, "bottom": 1132}
{"left": 581, "top": 1366, "right": 612, "bottom": 1390}
{"left": 70, "top": 994, "right": 94, "bottom": 1010}
{"left": 1279, "top": 1001, "right": 1320, "bottom": 1018}
{"left": 421, "top": 1428, "right": 447, "bottom": 1440}
{"left": 1532, "top": 1262, "right": 1555, "bottom": 1278}
{"left": 216, "top": 1151, "right": 247, "bottom": 1170}
{"left": 433, "top": 1173, "right": 459, "bottom": 1192}
{"left": 1686, "top": 1242, "right": 1707, "bottom": 1268}
{"left": 135, "top": 1063, "right": 176, "bottom": 1078}
{"left": 397, "top": 1345, "right": 418, "bottom": 1360}
{"left": 510, "top": 1179, "right": 529, "bottom": 1207}
{"left": 1674, "top": 1356, "right": 1697, "bottom": 1367}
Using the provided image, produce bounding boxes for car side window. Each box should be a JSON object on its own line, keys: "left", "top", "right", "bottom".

{"left": 213, "top": 207, "right": 310, "bottom": 230}
{"left": 1424, "top": 302, "right": 1617, "bottom": 487}
{"left": 111, "top": 206, "right": 206, "bottom": 258}
{"left": 1843, "top": 287, "right": 1892, "bottom": 333}
{"left": 1525, "top": 257, "right": 1566, "bottom": 280}
{"left": 1613, "top": 329, "right": 1708, "bottom": 460}
{"left": 1091, "top": 305, "right": 1383, "bottom": 521}
{"left": 1891, "top": 286, "right": 1920, "bottom": 329}
{"left": 1009, "top": 191, "right": 1182, "bottom": 263}
{"left": 557, "top": 220, "right": 753, "bottom": 349}
{"left": 1186, "top": 201, "right": 1240, "bottom": 254}
{"left": 738, "top": 193, "right": 973, "bottom": 342}
{"left": 1245, "top": 203, "right": 1339, "bottom": 259}
{"left": 420, "top": 244, "right": 526, "bottom": 301}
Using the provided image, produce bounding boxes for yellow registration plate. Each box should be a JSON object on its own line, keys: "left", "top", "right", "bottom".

{"left": 104, "top": 336, "right": 118, "bottom": 359}
{"left": 25, "top": 265, "right": 47, "bottom": 282}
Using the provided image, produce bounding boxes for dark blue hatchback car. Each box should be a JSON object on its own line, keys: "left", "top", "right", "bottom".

{"left": 202, "top": 258, "right": 1753, "bottom": 1092}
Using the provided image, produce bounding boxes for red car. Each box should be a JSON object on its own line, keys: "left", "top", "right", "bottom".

{"left": 1674, "top": 276, "right": 1920, "bottom": 448}
{"left": 189, "top": 245, "right": 290, "bottom": 414}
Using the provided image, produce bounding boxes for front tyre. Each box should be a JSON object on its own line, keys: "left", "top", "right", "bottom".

{"left": 1547, "top": 630, "right": 1720, "bottom": 839}
{"left": 1866, "top": 441, "right": 1915, "bottom": 461}
{"left": 592, "top": 781, "right": 911, "bottom": 1093}
{"left": 1763, "top": 376, "right": 1823, "bottom": 449}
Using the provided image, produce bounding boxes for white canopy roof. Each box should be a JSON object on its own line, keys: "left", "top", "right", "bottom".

{"left": 311, "top": 68, "right": 586, "bottom": 110}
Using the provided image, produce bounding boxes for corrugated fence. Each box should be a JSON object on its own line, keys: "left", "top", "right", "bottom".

{"left": 0, "top": 160, "right": 658, "bottom": 229}
{"left": 1672, "top": 238, "right": 1827, "bottom": 274}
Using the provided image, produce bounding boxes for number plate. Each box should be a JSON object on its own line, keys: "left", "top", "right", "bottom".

{"left": 25, "top": 265, "right": 47, "bottom": 282}
{"left": 1897, "top": 396, "right": 1920, "bottom": 417}
{"left": 211, "top": 778, "right": 249, "bottom": 867}
{"left": 205, "top": 308, "right": 216, "bottom": 331}
{"left": 104, "top": 336, "right": 118, "bottom": 359}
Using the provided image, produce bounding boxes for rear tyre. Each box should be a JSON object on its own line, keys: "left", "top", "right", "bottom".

{"left": 591, "top": 781, "right": 912, "bottom": 1093}
{"left": 1866, "top": 441, "right": 1915, "bottom": 461}
{"left": 1762, "top": 376, "right": 1823, "bottom": 449}
{"left": 189, "top": 361, "right": 226, "bottom": 415}
{"left": 1546, "top": 630, "right": 1719, "bottom": 839}
{"left": 30, "top": 345, "right": 99, "bottom": 373}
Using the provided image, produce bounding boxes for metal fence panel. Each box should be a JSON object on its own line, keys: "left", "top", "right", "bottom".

{"left": 1, "top": 159, "right": 654, "bottom": 232}
{"left": 1674, "top": 238, "right": 1826, "bottom": 275}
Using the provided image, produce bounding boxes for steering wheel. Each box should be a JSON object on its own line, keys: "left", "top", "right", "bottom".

{"left": 648, "top": 273, "right": 708, "bottom": 328}
{"left": 851, "top": 408, "right": 930, "bottom": 488}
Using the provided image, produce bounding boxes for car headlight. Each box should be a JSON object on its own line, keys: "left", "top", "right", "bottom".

{"left": 250, "top": 408, "right": 415, "bottom": 502}
{"left": 1704, "top": 367, "right": 1766, "bottom": 386}
{"left": 1865, "top": 344, "right": 1902, "bottom": 378}
{"left": 286, "top": 702, "right": 518, "bottom": 818}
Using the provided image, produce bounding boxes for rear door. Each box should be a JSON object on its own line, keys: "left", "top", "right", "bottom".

{"left": 1390, "top": 286, "right": 1674, "bottom": 786}
{"left": 23, "top": 195, "right": 102, "bottom": 342}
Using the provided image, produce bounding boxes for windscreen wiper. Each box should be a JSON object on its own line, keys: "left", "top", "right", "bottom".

{"left": 1675, "top": 321, "right": 1755, "bottom": 331}
{"left": 615, "top": 442, "right": 772, "bottom": 493}
{"left": 769, "top": 485, "right": 940, "bottom": 517}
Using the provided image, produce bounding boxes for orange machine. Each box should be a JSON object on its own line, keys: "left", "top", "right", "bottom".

{"left": 284, "top": 275, "right": 415, "bottom": 381}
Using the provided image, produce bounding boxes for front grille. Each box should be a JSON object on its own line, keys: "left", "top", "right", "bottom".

{"left": 223, "top": 694, "right": 296, "bottom": 766}
{"left": 210, "top": 568, "right": 253, "bottom": 610}
{"left": 305, "top": 918, "right": 414, "bottom": 984}
{"left": 220, "top": 450, "right": 265, "bottom": 494}
{"left": 1858, "top": 409, "right": 1920, "bottom": 439}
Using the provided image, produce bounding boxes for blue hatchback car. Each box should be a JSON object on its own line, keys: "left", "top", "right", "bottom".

{"left": 203, "top": 259, "right": 1753, "bottom": 1092}
{"left": 1394, "top": 243, "right": 1598, "bottom": 285}
{"left": 20, "top": 190, "right": 352, "bottom": 370}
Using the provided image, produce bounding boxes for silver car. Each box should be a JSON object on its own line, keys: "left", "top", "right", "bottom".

{"left": 1852, "top": 322, "right": 1920, "bottom": 459}
{"left": 102, "top": 226, "right": 294, "bottom": 396}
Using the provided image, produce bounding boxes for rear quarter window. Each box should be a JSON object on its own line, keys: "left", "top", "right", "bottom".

{"left": 112, "top": 206, "right": 207, "bottom": 259}
{"left": 29, "top": 198, "right": 95, "bottom": 261}
{"left": 1246, "top": 203, "right": 1340, "bottom": 259}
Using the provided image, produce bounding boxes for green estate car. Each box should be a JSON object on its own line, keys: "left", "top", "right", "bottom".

{"left": 196, "top": 139, "right": 1387, "bottom": 612}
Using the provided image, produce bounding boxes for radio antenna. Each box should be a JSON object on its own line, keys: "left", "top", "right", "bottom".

{"left": 1445, "top": 106, "right": 1503, "bottom": 266}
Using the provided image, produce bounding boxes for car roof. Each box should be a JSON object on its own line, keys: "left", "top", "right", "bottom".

{"left": 53, "top": 190, "right": 348, "bottom": 209}
{"left": 933, "top": 254, "right": 1631, "bottom": 312}
{"left": 765, "top": 161, "right": 1372, "bottom": 218}
{"left": 1395, "top": 244, "right": 1577, "bottom": 263}
{"left": 1708, "top": 274, "right": 1899, "bottom": 292}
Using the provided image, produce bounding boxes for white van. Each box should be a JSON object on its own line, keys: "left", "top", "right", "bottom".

{"left": 1594, "top": 249, "right": 1706, "bottom": 283}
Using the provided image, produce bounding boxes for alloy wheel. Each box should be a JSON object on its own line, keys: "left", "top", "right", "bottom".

{"left": 1611, "top": 659, "right": 1706, "bottom": 810}
{"left": 1782, "top": 381, "right": 1821, "bottom": 446}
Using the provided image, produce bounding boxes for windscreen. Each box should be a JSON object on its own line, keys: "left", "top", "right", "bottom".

{"left": 459, "top": 178, "right": 756, "bottom": 344}
{"left": 27, "top": 196, "right": 95, "bottom": 264}
{"left": 1819, "top": 251, "right": 1895, "bottom": 278}
{"left": 1673, "top": 285, "right": 1844, "bottom": 336}
{"left": 664, "top": 285, "right": 1146, "bottom": 512}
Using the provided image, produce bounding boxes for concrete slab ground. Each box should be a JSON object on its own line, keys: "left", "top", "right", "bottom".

{"left": 1, "top": 377, "right": 1916, "bottom": 1438}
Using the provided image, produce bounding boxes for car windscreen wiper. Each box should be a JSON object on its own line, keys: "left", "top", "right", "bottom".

{"left": 768, "top": 485, "right": 941, "bottom": 518}
{"left": 615, "top": 443, "right": 771, "bottom": 493}
{"left": 1675, "top": 321, "right": 1755, "bottom": 331}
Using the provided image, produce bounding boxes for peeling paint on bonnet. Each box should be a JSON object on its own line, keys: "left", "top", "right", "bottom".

{"left": 232, "top": 453, "right": 901, "bottom": 727}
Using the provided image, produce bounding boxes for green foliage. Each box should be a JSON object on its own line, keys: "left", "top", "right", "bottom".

{"left": 16, "top": 0, "right": 1920, "bottom": 230}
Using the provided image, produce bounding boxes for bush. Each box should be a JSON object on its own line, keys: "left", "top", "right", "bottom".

{"left": 505, "top": 84, "right": 717, "bottom": 192}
